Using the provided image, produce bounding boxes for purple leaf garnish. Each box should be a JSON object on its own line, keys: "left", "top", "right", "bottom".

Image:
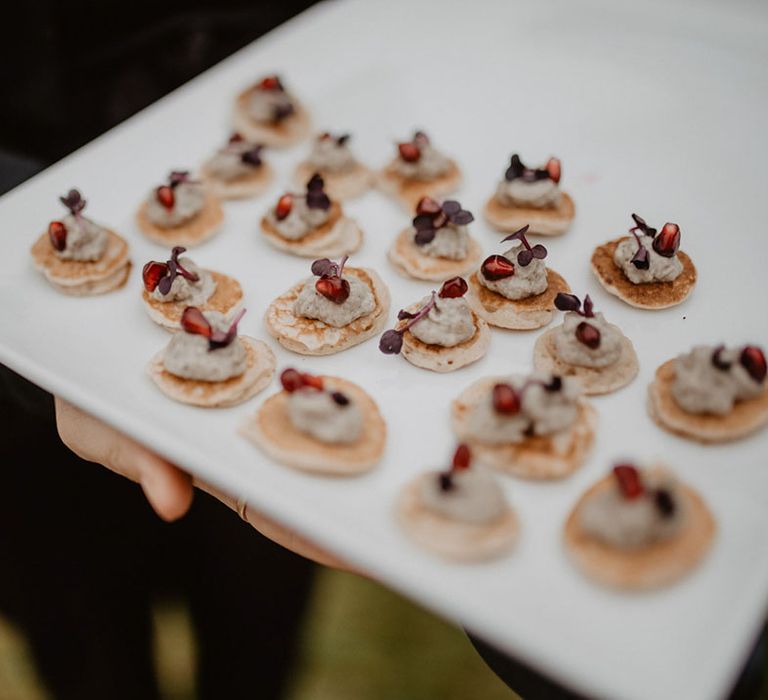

{"left": 331, "top": 391, "right": 350, "bottom": 406}
{"left": 337, "top": 133, "right": 351, "bottom": 146}
{"left": 379, "top": 329, "right": 404, "bottom": 355}
{"left": 517, "top": 249, "right": 534, "bottom": 266}
{"left": 630, "top": 213, "right": 656, "bottom": 237}
{"left": 379, "top": 292, "right": 438, "bottom": 356}
{"left": 169, "top": 171, "right": 192, "bottom": 188}
{"left": 501, "top": 225, "right": 546, "bottom": 267}
{"left": 272, "top": 102, "right": 295, "bottom": 123}
{"left": 583, "top": 294, "right": 594, "bottom": 317}
{"left": 414, "top": 228, "right": 437, "bottom": 246}
{"left": 654, "top": 489, "right": 676, "bottom": 518}
{"left": 711, "top": 345, "right": 732, "bottom": 371}
{"left": 503, "top": 154, "right": 553, "bottom": 182}
{"left": 451, "top": 210, "right": 474, "bottom": 225}
{"left": 543, "top": 376, "right": 562, "bottom": 392}
{"left": 442, "top": 200, "right": 461, "bottom": 216}
{"left": 155, "top": 246, "right": 200, "bottom": 296}
{"left": 240, "top": 146, "right": 263, "bottom": 166}
{"left": 305, "top": 173, "right": 331, "bottom": 210}
{"left": 631, "top": 246, "right": 650, "bottom": 269}
{"left": 59, "top": 189, "right": 86, "bottom": 216}
{"left": 413, "top": 130, "right": 430, "bottom": 146}
{"left": 554, "top": 293, "right": 581, "bottom": 312}
{"left": 413, "top": 214, "right": 435, "bottom": 231}
{"left": 311, "top": 258, "right": 336, "bottom": 277}
{"left": 438, "top": 473, "right": 454, "bottom": 492}
{"left": 209, "top": 308, "right": 246, "bottom": 350}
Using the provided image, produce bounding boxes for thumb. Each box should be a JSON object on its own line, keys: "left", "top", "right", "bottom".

{"left": 134, "top": 447, "right": 194, "bottom": 522}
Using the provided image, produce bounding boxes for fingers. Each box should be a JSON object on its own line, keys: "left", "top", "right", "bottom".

{"left": 195, "top": 479, "right": 363, "bottom": 574}
{"left": 54, "top": 397, "right": 194, "bottom": 522}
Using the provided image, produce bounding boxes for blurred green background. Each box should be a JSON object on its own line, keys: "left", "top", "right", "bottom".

{"left": 0, "top": 569, "right": 518, "bottom": 700}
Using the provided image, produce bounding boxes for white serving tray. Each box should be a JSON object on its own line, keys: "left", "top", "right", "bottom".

{"left": 2, "top": 1, "right": 768, "bottom": 698}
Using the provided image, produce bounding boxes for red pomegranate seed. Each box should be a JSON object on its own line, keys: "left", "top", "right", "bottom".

{"left": 492, "top": 383, "right": 521, "bottom": 415}
{"left": 740, "top": 346, "right": 767, "bottom": 383}
{"left": 180, "top": 307, "right": 212, "bottom": 338}
{"left": 319, "top": 132, "right": 332, "bottom": 140}
{"left": 48, "top": 220, "right": 67, "bottom": 251}
{"left": 258, "top": 76, "right": 280, "bottom": 90}
{"left": 452, "top": 443, "right": 471, "bottom": 471}
{"left": 613, "top": 464, "right": 644, "bottom": 499}
{"left": 481, "top": 254, "right": 515, "bottom": 281}
{"left": 156, "top": 185, "right": 175, "bottom": 210}
{"left": 545, "top": 157, "right": 561, "bottom": 183}
{"left": 398, "top": 142, "right": 421, "bottom": 162}
{"left": 275, "top": 193, "right": 293, "bottom": 220}
{"left": 301, "top": 373, "right": 324, "bottom": 391}
{"left": 439, "top": 277, "right": 468, "bottom": 299}
{"left": 315, "top": 276, "right": 351, "bottom": 304}
{"left": 142, "top": 261, "right": 169, "bottom": 292}
{"left": 652, "top": 223, "right": 681, "bottom": 258}
{"left": 575, "top": 321, "right": 601, "bottom": 349}
{"left": 280, "top": 368, "right": 304, "bottom": 392}
{"left": 228, "top": 132, "right": 244, "bottom": 144}
{"left": 416, "top": 196, "right": 442, "bottom": 216}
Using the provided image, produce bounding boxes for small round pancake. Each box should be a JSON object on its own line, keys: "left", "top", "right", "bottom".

{"left": 647, "top": 359, "right": 768, "bottom": 443}
{"left": 31, "top": 228, "right": 131, "bottom": 294}
{"left": 50, "top": 261, "right": 132, "bottom": 296}
{"left": 232, "top": 90, "right": 311, "bottom": 148}
{"left": 466, "top": 269, "right": 570, "bottom": 330}
{"left": 238, "top": 376, "right": 386, "bottom": 475}
{"left": 563, "top": 473, "right": 716, "bottom": 589}
{"left": 483, "top": 192, "right": 575, "bottom": 236}
{"left": 396, "top": 474, "right": 518, "bottom": 561}
{"left": 201, "top": 161, "right": 274, "bottom": 201}
{"left": 148, "top": 336, "right": 275, "bottom": 408}
{"left": 293, "top": 161, "right": 373, "bottom": 201}
{"left": 387, "top": 227, "right": 482, "bottom": 282}
{"left": 451, "top": 376, "right": 596, "bottom": 479}
{"left": 400, "top": 311, "right": 491, "bottom": 373}
{"left": 264, "top": 267, "right": 390, "bottom": 356}
{"left": 260, "top": 201, "right": 363, "bottom": 259}
{"left": 142, "top": 271, "right": 244, "bottom": 331}
{"left": 136, "top": 191, "right": 224, "bottom": 248}
{"left": 591, "top": 237, "right": 697, "bottom": 309}
{"left": 533, "top": 325, "right": 639, "bottom": 396}
{"left": 376, "top": 160, "right": 462, "bottom": 212}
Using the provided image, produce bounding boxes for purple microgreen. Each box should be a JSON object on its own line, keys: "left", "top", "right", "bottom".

{"left": 543, "top": 375, "right": 562, "bottom": 392}
{"left": 450, "top": 209, "right": 474, "bottom": 225}
{"left": 169, "top": 171, "right": 192, "bottom": 188}
{"left": 438, "top": 473, "right": 455, "bottom": 492}
{"left": 379, "top": 292, "right": 437, "bottom": 355}
{"left": 310, "top": 255, "right": 347, "bottom": 279}
{"left": 414, "top": 228, "right": 437, "bottom": 246}
{"left": 630, "top": 213, "right": 656, "bottom": 237}
{"left": 442, "top": 200, "right": 461, "bottom": 216}
{"left": 331, "top": 391, "right": 350, "bottom": 406}
{"left": 413, "top": 214, "right": 435, "bottom": 231}
{"left": 240, "top": 146, "right": 263, "bottom": 166}
{"left": 554, "top": 293, "right": 581, "bottom": 312}
{"left": 503, "top": 154, "right": 551, "bottom": 182}
{"left": 413, "top": 131, "right": 430, "bottom": 146}
{"left": 336, "top": 133, "right": 351, "bottom": 146}
{"left": 59, "top": 189, "right": 86, "bottom": 217}
{"left": 654, "top": 489, "right": 676, "bottom": 518}
{"left": 272, "top": 102, "right": 295, "bottom": 123}
{"left": 397, "top": 309, "right": 417, "bottom": 320}
{"left": 501, "top": 225, "right": 547, "bottom": 266}
{"left": 631, "top": 245, "right": 650, "bottom": 270}
{"left": 306, "top": 173, "right": 331, "bottom": 210}
{"left": 209, "top": 308, "right": 246, "bottom": 350}
{"left": 711, "top": 345, "right": 732, "bottom": 371}
{"left": 583, "top": 294, "right": 594, "bottom": 317}
{"left": 156, "top": 246, "right": 200, "bottom": 295}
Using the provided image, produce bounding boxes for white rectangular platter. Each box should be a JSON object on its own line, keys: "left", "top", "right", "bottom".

{"left": 2, "top": 1, "right": 768, "bottom": 698}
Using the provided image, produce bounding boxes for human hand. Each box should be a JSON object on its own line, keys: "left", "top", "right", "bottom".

{"left": 54, "top": 397, "right": 358, "bottom": 572}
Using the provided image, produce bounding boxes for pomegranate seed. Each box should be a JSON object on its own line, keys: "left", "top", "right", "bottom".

{"left": 439, "top": 277, "right": 468, "bottom": 299}
{"left": 575, "top": 321, "right": 601, "bottom": 349}
{"left": 228, "top": 132, "right": 244, "bottom": 144}
{"left": 492, "top": 383, "right": 520, "bottom": 415}
{"left": 315, "top": 276, "right": 350, "bottom": 304}
{"left": 279, "top": 368, "right": 303, "bottom": 392}
{"left": 398, "top": 142, "right": 421, "bottom": 162}
{"left": 613, "top": 464, "right": 644, "bottom": 499}
{"left": 301, "top": 373, "right": 324, "bottom": 390}
{"left": 180, "top": 307, "right": 212, "bottom": 338}
{"left": 740, "top": 345, "right": 767, "bottom": 383}
{"left": 416, "top": 196, "right": 442, "bottom": 216}
{"left": 319, "top": 132, "right": 332, "bottom": 140}
{"left": 652, "top": 223, "right": 681, "bottom": 258}
{"left": 275, "top": 194, "right": 293, "bottom": 220}
{"left": 142, "top": 261, "right": 169, "bottom": 292}
{"left": 258, "top": 76, "right": 280, "bottom": 90}
{"left": 481, "top": 255, "right": 515, "bottom": 281}
{"left": 545, "top": 157, "right": 561, "bottom": 183}
{"left": 48, "top": 220, "right": 67, "bottom": 251}
{"left": 156, "top": 185, "right": 175, "bottom": 210}
{"left": 452, "top": 443, "right": 471, "bottom": 471}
